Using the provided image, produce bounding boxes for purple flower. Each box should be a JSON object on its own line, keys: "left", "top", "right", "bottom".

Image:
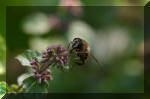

{"left": 42, "top": 45, "right": 69, "bottom": 69}
{"left": 49, "top": 57, "right": 54, "bottom": 61}
{"left": 30, "top": 58, "right": 38, "bottom": 66}
{"left": 30, "top": 45, "right": 69, "bottom": 84}
{"left": 45, "top": 69, "right": 51, "bottom": 74}
{"left": 34, "top": 73, "right": 41, "bottom": 79}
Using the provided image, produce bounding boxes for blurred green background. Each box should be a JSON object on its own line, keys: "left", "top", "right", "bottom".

{"left": 0, "top": 33, "right": 6, "bottom": 81}
{"left": 0, "top": 0, "right": 145, "bottom": 93}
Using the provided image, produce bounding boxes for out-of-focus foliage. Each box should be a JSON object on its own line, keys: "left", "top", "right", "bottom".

{"left": 0, "top": 34, "right": 6, "bottom": 81}
{"left": 22, "top": 13, "right": 51, "bottom": 35}
{"left": 0, "top": 82, "right": 6, "bottom": 99}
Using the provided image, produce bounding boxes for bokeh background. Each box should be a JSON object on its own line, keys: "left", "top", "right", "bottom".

{"left": 0, "top": 32, "right": 6, "bottom": 81}
{"left": 3, "top": 0, "right": 145, "bottom": 93}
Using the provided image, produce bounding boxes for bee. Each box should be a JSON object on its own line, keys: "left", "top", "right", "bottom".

{"left": 67, "top": 38, "right": 103, "bottom": 69}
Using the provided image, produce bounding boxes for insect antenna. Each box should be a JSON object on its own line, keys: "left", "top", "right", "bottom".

{"left": 67, "top": 41, "right": 73, "bottom": 50}
{"left": 90, "top": 53, "right": 103, "bottom": 71}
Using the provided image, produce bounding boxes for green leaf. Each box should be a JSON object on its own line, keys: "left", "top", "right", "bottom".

{"left": 16, "top": 50, "right": 41, "bottom": 66}
{"left": 7, "top": 84, "right": 23, "bottom": 93}
{"left": 17, "top": 73, "right": 33, "bottom": 86}
{"left": 0, "top": 82, "right": 6, "bottom": 99}
{"left": 61, "top": 65, "right": 71, "bottom": 72}
{"left": 23, "top": 76, "right": 49, "bottom": 93}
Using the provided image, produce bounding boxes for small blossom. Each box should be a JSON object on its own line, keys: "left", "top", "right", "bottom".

{"left": 59, "top": 0, "right": 83, "bottom": 17}
{"left": 34, "top": 73, "right": 41, "bottom": 79}
{"left": 45, "top": 69, "right": 51, "bottom": 74}
{"left": 49, "top": 57, "right": 54, "bottom": 61}
{"left": 42, "top": 51, "right": 48, "bottom": 58}
{"left": 47, "top": 47, "right": 52, "bottom": 53}
{"left": 31, "top": 65, "right": 37, "bottom": 69}
{"left": 30, "top": 58, "right": 38, "bottom": 66}
{"left": 50, "top": 15, "right": 61, "bottom": 29}
{"left": 56, "top": 56, "right": 60, "bottom": 60}
{"left": 33, "top": 70, "right": 38, "bottom": 74}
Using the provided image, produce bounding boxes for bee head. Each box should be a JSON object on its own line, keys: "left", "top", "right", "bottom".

{"left": 72, "top": 38, "right": 82, "bottom": 48}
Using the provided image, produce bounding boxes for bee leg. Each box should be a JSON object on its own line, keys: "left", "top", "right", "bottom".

{"left": 74, "top": 57, "right": 80, "bottom": 60}
{"left": 70, "top": 49, "right": 76, "bottom": 53}
{"left": 74, "top": 62, "right": 83, "bottom": 65}
{"left": 74, "top": 59, "right": 85, "bottom": 65}
{"left": 70, "top": 49, "right": 73, "bottom": 53}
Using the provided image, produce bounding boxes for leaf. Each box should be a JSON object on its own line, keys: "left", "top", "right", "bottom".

{"left": 16, "top": 50, "right": 41, "bottom": 66}
{"left": 17, "top": 73, "right": 33, "bottom": 86}
{"left": 61, "top": 65, "right": 71, "bottom": 72}
{"left": 0, "top": 82, "right": 6, "bottom": 99}
{"left": 7, "top": 84, "right": 23, "bottom": 93}
{"left": 23, "top": 76, "right": 48, "bottom": 93}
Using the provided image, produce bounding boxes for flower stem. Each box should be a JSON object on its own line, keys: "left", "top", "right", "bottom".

{"left": 39, "top": 61, "right": 54, "bottom": 73}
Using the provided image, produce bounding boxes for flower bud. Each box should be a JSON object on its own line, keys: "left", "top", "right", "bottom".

{"left": 34, "top": 73, "right": 41, "bottom": 79}
{"left": 49, "top": 56, "right": 54, "bottom": 61}
{"left": 33, "top": 70, "right": 38, "bottom": 74}
{"left": 42, "top": 51, "right": 48, "bottom": 58}
{"left": 46, "top": 69, "right": 51, "bottom": 74}
{"left": 47, "top": 47, "right": 52, "bottom": 53}
{"left": 43, "top": 79, "right": 47, "bottom": 83}
{"left": 32, "top": 65, "right": 38, "bottom": 69}
{"left": 30, "top": 59, "right": 38, "bottom": 66}
{"left": 45, "top": 75, "right": 52, "bottom": 81}
{"left": 56, "top": 56, "right": 60, "bottom": 60}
